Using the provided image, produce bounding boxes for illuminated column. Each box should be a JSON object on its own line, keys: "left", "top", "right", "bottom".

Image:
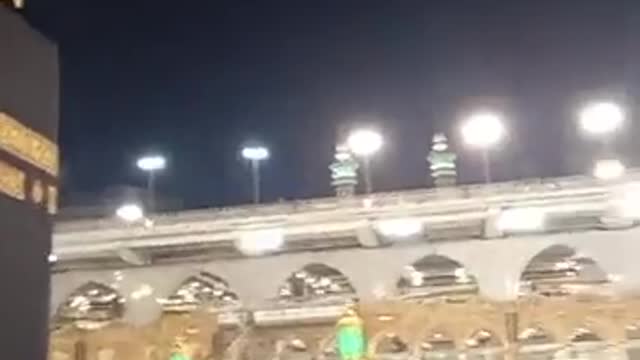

{"left": 427, "top": 133, "right": 457, "bottom": 187}
{"left": 461, "top": 112, "right": 505, "bottom": 183}
{"left": 578, "top": 101, "right": 627, "bottom": 180}
{"left": 347, "top": 129, "right": 383, "bottom": 194}
{"left": 241, "top": 146, "right": 270, "bottom": 204}
{"left": 330, "top": 144, "right": 359, "bottom": 197}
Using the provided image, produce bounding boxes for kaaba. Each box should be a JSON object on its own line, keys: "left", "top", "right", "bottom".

{"left": 0, "top": 2, "right": 59, "bottom": 359}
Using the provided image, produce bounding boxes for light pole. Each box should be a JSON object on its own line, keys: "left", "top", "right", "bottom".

{"left": 347, "top": 129, "right": 383, "bottom": 194}
{"left": 461, "top": 112, "right": 505, "bottom": 183}
{"left": 579, "top": 101, "right": 624, "bottom": 139}
{"left": 242, "top": 146, "right": 269, "bottom": 204}
{"left": 579, "top": 101, "right": 626, "bottom": 178}
{"left": 136, "top": 155, "right": 166, "bottom": 212}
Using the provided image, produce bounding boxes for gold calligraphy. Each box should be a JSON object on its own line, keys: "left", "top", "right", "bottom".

{"left": 0, "top": 160, "right": 25, "bottom": 200}
{"left": 0, "top": 112, "right": 59, "bottom": 176}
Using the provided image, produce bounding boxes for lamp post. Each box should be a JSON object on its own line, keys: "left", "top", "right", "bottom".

{"left": 242, "top": 146, "right": 269, "bottom": 204}
{"left": 136, "top": 155, "right": 166, "bottom": 212}
{"left": 579, "top": 101, "right": 626, "bottom": 179}
{"left": 579, "top": 101, "right": 624, "bottom": 138}
{"left": 347, "top": 129, "right": 383, "bottom": 194}
{"left": 461, "top": 112, "right": 505, "bottom": 183}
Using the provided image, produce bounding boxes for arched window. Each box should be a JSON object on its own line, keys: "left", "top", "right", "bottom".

{"left": 278, "top": 263, "right": 355, "bottom": 303}
{"left": 397, "top": 255, "right": 478, "bottom": 303}
{"left": 57, "top": 282, "right": 124, "bottom": 328}
{"left": 519, "top": 245, "right": 609, "bottom": 298}
{"left": 160, "top": 272, "right": 240, "bottom": 312}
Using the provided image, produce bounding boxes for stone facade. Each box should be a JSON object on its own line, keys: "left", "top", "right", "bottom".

{"left": 50, "top": 171, "right": 640, "bottom": 359}
{"left": 49, "top": 297, "right": 640, "bottom": 360}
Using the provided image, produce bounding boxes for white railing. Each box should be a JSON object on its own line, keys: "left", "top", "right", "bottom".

{"left": 52, "top": 170, "right": 640, "bottom": 258}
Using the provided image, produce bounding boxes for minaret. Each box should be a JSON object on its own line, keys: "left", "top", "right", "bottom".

{"left": 427, "top": 133, "right": 457, "bottom": 187}
{"left": 329, "top": 144, "right": 359, "bottom": 197}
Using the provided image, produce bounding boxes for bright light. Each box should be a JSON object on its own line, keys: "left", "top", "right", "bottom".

{"left": 593, "top": 159, "right": 625, "bottom": 180}
{"left": 376, "top": 218, "right": 423, "bottom": 237}
{"left": 497, "top": 207, "right": 546, "bottom": 233}
{"left": 130, "top": 284, "right": 154, "bottom": 300}
{"left": 236, "top": 228, "right": 284, "bottom": 256}
{"left": 347, "top": 129, "right": 383, "bottom": 156}
{"left": 48, "top": 253, "right": 58, "bottom": 263}
{"left": 454, "top": 268, "right": 471, "bottom": 283}
{"left": 137, "top": 155, "right": 166, "bottom": 171}
{"left": 461, "top": 112, "right": 505, "bottom": 148}
{"left": 241, "top": 146, "right": 270, "bottom": 161}
{"left": 143, "top": 218, "right": 155, "bottom": 228}
{"left": 410, "top": 271, "right": 424, "bottom": 286}
{"left": 611, "top": 183, "right": 640, "bottom": 219}
{"left": 579, "top": 101, "right": 624, "bottom": 135}
{"left": 116, "top": 204, "right": 144, "bottom": 222}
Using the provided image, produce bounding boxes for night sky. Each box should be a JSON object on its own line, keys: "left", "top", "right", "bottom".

{"left": 23, "top": 0, "right": 640, "bottom": 208}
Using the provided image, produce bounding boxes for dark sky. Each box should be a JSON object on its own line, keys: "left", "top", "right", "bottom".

{"left": 23, "top": 0, "right": 640, "bottom": 208}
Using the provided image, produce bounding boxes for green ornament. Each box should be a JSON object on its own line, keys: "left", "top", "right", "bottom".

{"left": 169, "top": 352, "right": 191, "bottom": 360}
{"left": 427, "top": 133, "right": 457, "bottom": 187}
{"left": 336, "top": 310, "right": 366, "bottom": 360}
{"left": 330, "top": 145, "right": 359, "bottom": 197}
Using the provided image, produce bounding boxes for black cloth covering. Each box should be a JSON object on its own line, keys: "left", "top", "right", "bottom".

{"left": 0, "top": 4, "right": 58, "bottom": 359}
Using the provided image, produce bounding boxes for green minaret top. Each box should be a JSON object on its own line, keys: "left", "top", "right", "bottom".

{"left": 427, "top": 133, "right": 457, "bottom": 187}
{"left": 330, "top": 144, "right": 359, "bottom": 197}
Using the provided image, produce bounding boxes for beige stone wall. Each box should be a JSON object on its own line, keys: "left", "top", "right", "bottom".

{"left": 50, "top": 296, "right": 640, "bottom": 360}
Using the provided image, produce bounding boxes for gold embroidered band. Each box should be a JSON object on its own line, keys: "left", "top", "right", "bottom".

{"left": 0, "top": 160, "right": 25, "bottom": 200}
{"left": 0, "top": 112, "right": 59, "bottom": 176}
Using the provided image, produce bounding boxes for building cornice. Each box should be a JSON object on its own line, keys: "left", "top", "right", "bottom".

{"left": 53, "top": 170, "right": 640, "bottom": 265}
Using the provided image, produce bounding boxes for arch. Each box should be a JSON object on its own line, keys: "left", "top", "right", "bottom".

{"left": 56, "top": 281, "right": 124, "bottom": 327}
{"left": 160, "top": 272, "right": 240, "bottom": 312}
{"left": 277, "top": 263, "right": 356, "bottom": 303}
{"left": 518, "top": 245, "right": 609, "bottom": 298}
{"left": 397, "top": 254, "right": 479, "bottom": 303}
